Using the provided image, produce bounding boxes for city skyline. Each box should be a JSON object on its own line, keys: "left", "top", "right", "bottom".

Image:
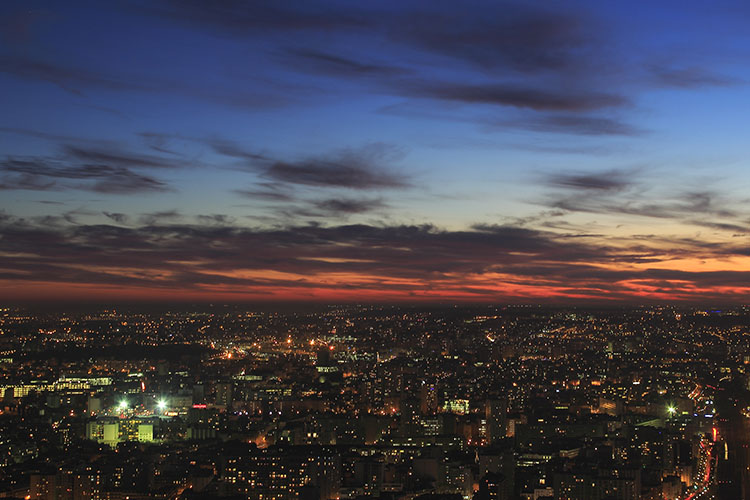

{"left": 3, "top": 1, "right": 750, "bottom": 303}
{"left": 0, "top": 303, "right": 744, "bottom": 499}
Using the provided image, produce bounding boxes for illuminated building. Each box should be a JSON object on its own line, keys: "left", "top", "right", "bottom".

{"left": 223, "top": 445, "right": 341, "bottom": 499}
{"left": 419, "top": 382, "right": 439, "bottom": 415}
{"left": 215, "top": 381, "right": 233, "bottom": 408}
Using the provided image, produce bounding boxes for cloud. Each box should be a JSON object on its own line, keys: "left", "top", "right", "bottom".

{"left": 313, "top": 197, "right": 385, "bottom": 214}
{"left": 138, "top": 132, "right": 182, "bottom": 155}
{"left": 195, "top": 214, "right": 236, "bottom": 225}
{"left": 207, "top": 139, "right": 268, "bottom": 162}
{"left": 2, "top": 215, "right": 750, "bottom": 302}
{"left": 264, "top": 2, "right": 635, "bottom": 127}
{"left": 0, "top": 158, "right": 169, "bottom": 194}
{"left": 386, "top": 2, "right": 593, "bottom": 74}
{"left": 9, "top": 0, "right": 734, "bottom": 145}
{"left": 265, "top": 159, "right": 406, "bottom": 190}
{"left": 647, "top": 64, "right": 737, "bottom": 88}
{"left": 504, "top": 115, "right": 643, "bottom": 136}
{"left": 411, "top": 82, "right": 627, "bottom": 112}
{"left": 138, "top": 210, "right": 182, "bottom": 225}
{"left": 2, "top": 134, "right": 410, "bottom": 207}
{"left": 103, "top": 212, "right": 129, "bottom": 224}
{"left": 546, "top": 185, "right": 742, "bottom": 226}
{"left": 0, "top": 54, "right": 153, "bottom": 94}
{"left": 139, "top": 1, "right": 633, "bottom": 130}
{"left": 234, "top": 184, "right": 296, "bottom": 202}
{"left": 210, "top": 140, "right": 409, "bottom": 190}
{"left": 689, "top": 220, "right": 749, "bottom": 233}
{"left": 213, "top": 142, "right": 410, "bottom": 191}
{"left": 234, "top": 180, "right": 388, "bottom": 221}
{"left": 62, "top": 145, "right": 182, "bottom": 169}
{"left": 545, "top": 170, "right": 636, "bottom": 192}
{"left": 274, "top": 197, "right": 387, "bottom": 220}
{"left": 90, "top": 171, "right": 168, "bottom": 194}
{"left": 0, "top": 138, "right": 186, "bottom": 194}
{"left": 200, "top": 1, "right": 593, "bottom": 75}
{"left": 539, "top": 171, "right": 749, "bottom": 233}
{"left": 281, "top": 48, "right": 408, "bottom": 78}
{"left": 4, "top": 0, "right": 739, "bottom": 154}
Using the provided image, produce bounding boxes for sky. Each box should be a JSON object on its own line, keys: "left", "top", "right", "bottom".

{"left": 2, "top": 1, "right": 750, "bottom": 304}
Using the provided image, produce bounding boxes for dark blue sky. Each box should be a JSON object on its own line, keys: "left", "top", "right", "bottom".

{"left": 2, "top": 1, "right": 750, "bottom": 303}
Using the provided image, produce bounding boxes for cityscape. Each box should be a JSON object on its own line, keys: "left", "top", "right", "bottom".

{"left": 3, "top": 1, "right": 750, "bottom": 499}
{"left": 1, "top": 305, "right": 749, "bottom": 499}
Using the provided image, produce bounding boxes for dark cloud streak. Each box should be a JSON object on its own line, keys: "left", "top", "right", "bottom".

{"left": 0, "top": 158, "right": 169, "bottom": 194}
{"left": 546, "top": 170, "right": 635, "bottom": 192}
{"left": 313, "top": 197, "right": 385, "bottom": 214}
{"left": 63, "top": 145, "right": 182, "bottom": 169}
{"left": 647, "top": 64, "right": 737, "bottom": 88}
{"left": 2, "top": 216, "right": 749, "bottom": 301}
{"left": 505, "top": 115, "right": 643, "bottom": 136}
{"left": 264, "top": 160, "right": 406, "bottom": 190}
{"left": 282, "top": 48, "right": 408, "bottom": 77}
{"left": 211, "top": 141, "right": 410, "bottom": 191}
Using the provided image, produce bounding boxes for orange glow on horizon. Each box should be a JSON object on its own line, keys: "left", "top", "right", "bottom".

{"left": 3, "top": 274, "right": 750, "bottom": 304}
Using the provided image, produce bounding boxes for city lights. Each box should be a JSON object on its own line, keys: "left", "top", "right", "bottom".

{"left": 4, "top": 304, "right": 748, "bottom": 497}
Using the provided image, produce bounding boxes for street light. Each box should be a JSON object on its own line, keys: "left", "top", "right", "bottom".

{"left": 157, "top": 399, "right": 167, "bottom": 411}
{"left": 667, "top": 404, "right": 677, "bottom": 416}
{"left": 118, "top": 400, "right": 128, "bottom": 411}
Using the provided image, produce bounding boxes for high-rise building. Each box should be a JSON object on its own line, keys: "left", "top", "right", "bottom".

{"left": 419, "top": 382, "right": 438, "bottom": 415}
{"left": 215, "top": 381, "right": 233, "bottom": 408}
{"left": 485, "top": 398, "right": 508, "bottom": 444}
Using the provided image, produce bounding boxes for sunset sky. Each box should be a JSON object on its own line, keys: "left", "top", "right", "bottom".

{"left": 3, "top": 1, "right": 750, "bottom": 303}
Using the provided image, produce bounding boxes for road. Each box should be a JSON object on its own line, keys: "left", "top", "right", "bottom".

{"left": 683, "top": 436, "right": 715, "bottom": 500}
